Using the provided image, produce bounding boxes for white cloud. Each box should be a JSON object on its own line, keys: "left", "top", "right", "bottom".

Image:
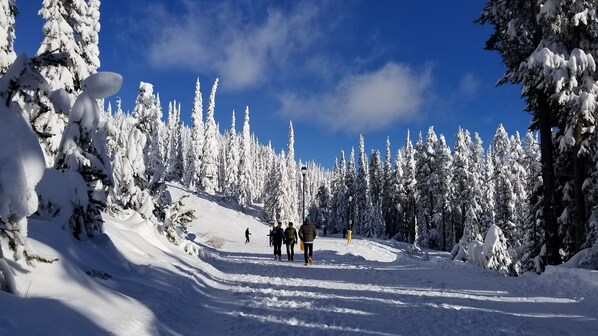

{"left": 459, "top": 73, "right": 480, "bottom": 97}
{"left": 279, "top": 62, "right": 432, "bottom": 133}
{"left": 142, "top": 1, "right": 320, "bottom": 90}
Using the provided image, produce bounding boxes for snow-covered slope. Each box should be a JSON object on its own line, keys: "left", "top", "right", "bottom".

{"left": 1, "top": 185, "right": 597, "bottom": 335}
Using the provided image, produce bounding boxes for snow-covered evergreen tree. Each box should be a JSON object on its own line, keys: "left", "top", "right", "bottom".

{"left": 415, "top": 129, "right": 436, "bottom": 248}
{"left": 482, "top": 146, "right": 495, "bottom": 237}
{"left": 165, "top": 101, "right": 183, "bottom": 182}
{"left": 132, "top": 82, "right": 164, "bottom": 190}
{"left": 54, "top": 72, "right": 122, "bottom": 239}
{"left": 223, "top": 110, "right": 239, "bottom": 202}
{"left": 478, "top": 0, "right": 598, "bottom": 265}
{"left": 382, "top": 137, "right": 398, "bottom": 238}
{"left": 369, "top": 149, "right": 384, "bottom": 207}
{"left": 37, "top": 0, "right": 86, "bottom": 93}
{"left": 356, "top": 135, "right": 371, "bottom": 236}
{"left": 189, "top": 78, "right": 204, "bottom": 189}
{"left": 0, "top": 0, "right": 16, "bottom": 76}
{"left": 262, "top": 146, "right": 277, "bottom": 224}
{"left": 273, "top": 151, "right": 291, "bottom": 223}
{"left": 160, "top": 194, "right": 196, "bottom": 245}
{"left": 34, "top": 0, "right": 102, "bottom": 167}
{"left": 201, "top": 79, "right": 220, "bottom": 194}
{"left": 492, "top": 124, "right": 517, "bottom": 245}
{"left": 431, "top": 134, "right": 453, "bottom": 251}
{"left": 483, "top": 224, "right": 512, "bottom": 276}
{"left": 521, "top": 131, "right": 545, "bottom": 272}
{"left": 329, "top": 155, "right": 348, "bottom": 233}
{"left": 390, "top": 148, "right": 406, "bottom": 240}
{"left": 0, "top": 55, "right": 59, "bottom": 288}
{"left": 287, "top": 121, "right": 299, "bottom": 223}
{"left": 80, "top": 0, "right": 101, "bottom": 76}
{"left": 180, "top": 124, "right": 193, "bottom": 187}
{"left": 109, "top": 115, "right": 150, "bottom": 215}
{"left": 403, "top": 131, "right": 418, "bottom": 244}
{"left": 452, "top": 129, "right": 484, "bottom": 261}
{"left": 237, "top": 106, "right": 252, "bottom": 209}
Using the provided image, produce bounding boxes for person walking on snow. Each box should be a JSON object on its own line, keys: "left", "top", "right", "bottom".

{"left": 267, "top": 226, "right": 273, "bottom": 247}
{"left": 245, "top": 228, "right": 251, "bottom": 243}
{"left": 272, "top": 222, "right": 285, "bottom": 261}
{"left": 284, "top": 222, "right": 298, "bottom": 261}
{"left": 299, "top": 219, "right": 317, "bottom": 266}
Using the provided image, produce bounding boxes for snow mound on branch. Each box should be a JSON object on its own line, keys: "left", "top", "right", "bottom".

{"left": 81, "top": 72, "right": 123, "bottom": 99}
{"left": 0, "top": 104, "right": 45, "bottom": 220}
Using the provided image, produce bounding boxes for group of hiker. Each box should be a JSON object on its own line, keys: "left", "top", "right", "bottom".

{"left": 271, "top": 220, "right": 317, "bottom": 265}
{"left": 245, "top": 219, "right": 317, "bottom": 266}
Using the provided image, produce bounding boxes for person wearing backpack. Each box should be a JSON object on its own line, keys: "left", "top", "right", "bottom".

{"left": 299, "top": 219, "right": 317, "bottom": 266}
{"left": 272, "top": 222, "right": 285, "bottom": 261}
{"left": 284, "top": 222, "right": 298, "bottom": 261}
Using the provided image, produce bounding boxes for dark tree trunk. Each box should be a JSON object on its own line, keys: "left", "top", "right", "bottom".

{"left": 539, "top": 100, "right": 561, "bottom": 265}
{"left": 573, "top": 122, "right": 587, "bottom": 253}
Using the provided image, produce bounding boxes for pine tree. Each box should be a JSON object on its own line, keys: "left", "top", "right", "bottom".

{"left": 510, "top": 132, "right": 528, "bottom": 250}
{"left": 521, "top": 131, "right": 545, "bottom": 272}
{"left": 109, "top": 116, "right": 149, "bottom": 214}
{"left": 369, "top": 149, "right": 384, "bottom": 207}
{"left": 180, "top": 124, "right": 193, "bottom": 187}
{"left": 223, "top": 110, "right": 239, "bottom": 202}
{"left": 452, "top": 128, "right": 472, "bottom": 254}
{"left": 492, "top": 124, "right": 517, "bottom": 246}
{"left": 415, "top": 129, "right": 436, "bottom": 248}
{"left": 54, "top": 72, "right": 122, "bottom": 239}
{"left": 382, "top": 137, "right": 398, "bottom": 239}
{"left": 0, "top": 54, "right": 59, "bottom": 282}
{"left": 452, "top": 129, "right": 484, "bottom": 261}
{"left": 391, "top": 148, "right": 406, "bottom": 240}
{"left": 273, "top": 151, "right": 291, "bottom": 222}
{"left": 431, "top": 134, "right": 453, "bottom": 251}
{"left": 0, "top": 0, "right": 17, "bottom": 76}
{"left": 132, "top": 82, "right": 164, "bottom": 190}
{"left": 166, "top": 101, "right": 183, "bottom": 181}
{"left": 356, "top": 135, "right": 371, "bottom": 236}
{"left": 329, "top": 156, "right": 349, "bottom": 233}
{"left": 37, "top": 0, "right": 89, "bottom": 93}
{"left": 35, "top": 0, "right": 92, "bottom": 166}
{"left": 201, "top": 78, "right": 220, "bottom": 194}
{"left": 190, "top": 78, "right": 204, "bottom": 189}
{"left": 477, "top": 0, "right": 598, "bottom": 265}
{"left": 262, "top": 144, "right": 275, "bottom": 223}
{"left": 287, "top": 121, "right": 299, "bottom": 223}
{"left": 403, "top": 130, "right": 417, "bottom": 244}
{"left": 483, "top": 224, "right": 512, "bottom": 275}
{"left": 237, "top": 106, "right": 252, "bottom": 208}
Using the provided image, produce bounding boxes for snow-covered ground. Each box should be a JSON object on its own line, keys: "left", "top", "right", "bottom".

{"left": 1, "top": 185, "right": 597, "bottom": 335}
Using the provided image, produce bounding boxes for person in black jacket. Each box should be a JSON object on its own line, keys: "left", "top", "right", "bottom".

{"left": 245, "top": 228, "right": 251, "bottom": 243}
{"left": 284, "top": 222, "right": 298, "bottom": 261}
{"left": 272, "top": 222, "right": 285, "bottom": 261}
{"left": 299, "top": 220, "right": 317, "bottom": 265}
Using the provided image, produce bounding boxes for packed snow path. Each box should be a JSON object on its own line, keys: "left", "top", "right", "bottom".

{"left": 3, "top": 185, "right": 596, "bottom": 335}
{"left": 174, "top": 238, "right": 597, "bottom": 336}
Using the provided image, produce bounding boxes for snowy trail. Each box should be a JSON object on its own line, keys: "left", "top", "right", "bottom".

{"left": 5, "top": 186, "right": 597, "bottom": 336}
{"left": 177, "top": 235, "right": 598, "bottom": 336}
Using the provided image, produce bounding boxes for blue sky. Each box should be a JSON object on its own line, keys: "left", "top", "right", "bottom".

{"left": 15, "top": 0, "right": 529, "bottom": 168}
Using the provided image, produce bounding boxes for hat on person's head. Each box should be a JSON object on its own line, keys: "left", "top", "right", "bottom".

{"left": 305, "top": 215, "right": 311, "bottom": 221}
